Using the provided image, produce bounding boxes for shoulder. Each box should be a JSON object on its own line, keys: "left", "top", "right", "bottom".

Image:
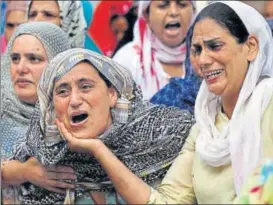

{"left": 112, "top": 42, "right": 137, "bottom": 65}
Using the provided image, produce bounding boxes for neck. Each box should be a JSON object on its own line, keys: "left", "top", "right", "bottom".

{"left": 160, "top": 62, "right": 184, "bottom": 77}
{"left": 221, "top": 94, "right": 239, "bottom": 119}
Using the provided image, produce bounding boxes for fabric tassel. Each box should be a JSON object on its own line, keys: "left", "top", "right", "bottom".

{"left": 112, "top": 96, "right": 130, "bottom": 124}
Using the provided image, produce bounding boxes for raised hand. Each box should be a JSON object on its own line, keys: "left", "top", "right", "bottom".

{"left": 55, "top": 118, "right": 102, "bottom": 156}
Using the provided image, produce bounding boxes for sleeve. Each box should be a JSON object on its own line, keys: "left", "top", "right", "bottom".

{"left": 148, "top": 124, "right": 199, "bottom": 204}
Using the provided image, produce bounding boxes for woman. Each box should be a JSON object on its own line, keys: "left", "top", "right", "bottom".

{"left": 27, "top": 0, "right": 86, "bottom": 48}
{"left": 13, "top": 48, "right": 194, "bottom": 204}
{"left": 113, "top": 0, "right": 199, "bottom": 101}
{"left": 0, "top": 22, "right": 76, "bottom": 204}
{"left": 234, "top": 159, "right": 273, "bottom": 204}
{"left": 89, "top": 1, "right": 133, "bottom": 57}
{"left": 0, "top": 0, "right": 27, "bottom": 54}
{"left": 53, "top": 1, "right": 273, "bottom": 204}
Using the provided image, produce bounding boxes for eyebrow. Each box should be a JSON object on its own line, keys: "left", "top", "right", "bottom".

{"left": 55, "top": 78, "right": 96, "bottom": 90}
{"left": 192, "top": 37, "right": 221, "bottom": 48}
{"left": 54, "top": 82, "right": 69, "bottom": 92}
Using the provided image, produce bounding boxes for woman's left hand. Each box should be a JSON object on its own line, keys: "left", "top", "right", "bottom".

{"left": 56, "top": 119, "right": 102, "bottom": 155}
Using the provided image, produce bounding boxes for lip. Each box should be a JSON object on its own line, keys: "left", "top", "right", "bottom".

{"left": 203, "top": 69, "right": 224, "bottom": 84}
{"left": 164, "top": 21, "right": 181, "bottom": 37}
{"left": 69, "top": 111, "right": 89, "bottom": 129}
{"left": 15, "top": 78, "right": 32, "bottom": 87}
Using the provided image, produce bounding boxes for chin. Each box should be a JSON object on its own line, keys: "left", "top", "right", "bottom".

{"left": 208, "top": 86, "right": 224, "bottom": 96}
{"left": 18, "top": 95, "right": 37, "bottom": 105}
{"left": 73, "top": 131, "right": 97, "bottom": 139}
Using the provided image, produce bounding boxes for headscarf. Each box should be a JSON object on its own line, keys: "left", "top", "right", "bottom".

{"left": 89, "top": 1, "right": 133, "bottom": 57}
{"left": 27, "top": 0, "right": 87, "bottom": 48}
{"left": 192, "top": 1, "right": 273, "bottom": 195}
{"left": 6, "top": 0, "right": 27, "bottom": 13}
{"left": 14, "top": 48, "right": 194, "bottom": 204}
{"left": 0, "top": 22, "right": 70, "bottom": 122}
{"left": 129, "top": 0, "right": 196, "bottom": 99}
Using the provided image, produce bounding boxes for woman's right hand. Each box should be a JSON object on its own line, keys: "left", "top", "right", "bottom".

{"left": 23, "top": 157, "right": 76, "bottom": 194}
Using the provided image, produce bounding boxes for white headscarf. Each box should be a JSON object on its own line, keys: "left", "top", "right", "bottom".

{"left": 194, "top": 1, "right": 273, "bottom": 195}
{"left": 131, "top": 0, "right": 196, "bottom": 97}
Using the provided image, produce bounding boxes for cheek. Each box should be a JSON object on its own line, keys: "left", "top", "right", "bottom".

{"left": 32, "top": 63, "right": 47, "bottom": 83}
{"left": 10, "top": 65, "right": 17, "bottom": 82}
{"left": 54, "top": 98, "right": 67, "bottom": 119}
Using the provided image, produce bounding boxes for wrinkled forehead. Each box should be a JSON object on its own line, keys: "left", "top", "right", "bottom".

{"left": 54, "top": 53, "right": 122, "bottom": 94}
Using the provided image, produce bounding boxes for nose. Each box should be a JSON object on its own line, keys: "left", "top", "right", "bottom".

{"left": 33, "top": 13, "right": 47, "bottom": 22}
{"left": 69, "top": 89, "right": 83, "bottom": 108}
{"left": 168, "top": 2, "right": 179, "bottom": 17}
{"left": 198, "top": 49, "right": 213, "bottom": 70}
{"left": 16, "top": 59, "right": 29, "bottom": 74}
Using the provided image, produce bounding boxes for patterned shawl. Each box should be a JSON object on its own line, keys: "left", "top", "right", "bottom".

{"left": 27, "top": 0, "right": 87, "bottom": 48}
{"left": 14, "top": 48, "right": 194, "bottom": 204}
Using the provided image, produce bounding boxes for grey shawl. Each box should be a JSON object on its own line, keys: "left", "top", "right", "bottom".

{"left": 14, "top": 48, "right": 194, "bottom": 204}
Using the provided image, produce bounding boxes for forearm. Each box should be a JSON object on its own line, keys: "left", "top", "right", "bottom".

{"left": 1, "top": 160, "right": 27, "bottom": 188}
{"left": 91, "top": 141, "right": 151, "bottom": 204}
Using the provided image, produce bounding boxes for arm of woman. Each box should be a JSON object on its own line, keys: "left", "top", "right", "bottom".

{"left": 1, "top": 157, "right": 76, "bottom": 194}
{"left": 57, "top": 119, "right": 198, "bottom": 204}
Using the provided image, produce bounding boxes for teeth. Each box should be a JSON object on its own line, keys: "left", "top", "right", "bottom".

{"left": 205, "top": 69, "right": 223, "bottom": 79}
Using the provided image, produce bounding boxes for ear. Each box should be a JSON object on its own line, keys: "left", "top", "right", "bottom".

{"left": 246, "top": 35, "right": 259, "bottom": 62}
{"left": 108, "top": 87, "right": 118, "bottom": 108}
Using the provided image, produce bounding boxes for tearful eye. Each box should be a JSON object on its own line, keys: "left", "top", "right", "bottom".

{"left": 72, "top": 113, "right": 88, "bottom": 123}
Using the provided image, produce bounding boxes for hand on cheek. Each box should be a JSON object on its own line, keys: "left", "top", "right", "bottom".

{"left": 55, "top": 119, "right": 101, "bottom": 155}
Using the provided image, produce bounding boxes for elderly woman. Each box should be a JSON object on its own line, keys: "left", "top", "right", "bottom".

{"left": 113, "top": 0, "right": 200, "bottom": 108}
{"left": 13, "top": 48, "right": 194, "bottom": 204}
{"left": 27, "top": 0, "right": 86, "bottom": 48}
{"left": 56, "top": 1, "right": 273, "bottom": 204}
{"left": 0, "top": 22, "right": 76, "bottom": 203}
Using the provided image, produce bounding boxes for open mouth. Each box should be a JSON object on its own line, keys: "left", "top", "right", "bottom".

{"left": 165, "top": 22, "right": 181, "bottom": 30}
{"left": 205, "top": 69, "right": 224, "bottom": 81}
{"left": 70, "top": 112, "right": 89, "bottom": 127}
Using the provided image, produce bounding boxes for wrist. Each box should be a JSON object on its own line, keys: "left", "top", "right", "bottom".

{"left": 1, "top": 160, "right": 27, "bottom": 186}
{"left": 90, "top": 139, "right": 106, "bottom": 158}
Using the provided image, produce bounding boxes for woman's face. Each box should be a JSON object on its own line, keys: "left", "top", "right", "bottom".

{"left": 146, "top": 0, "right": 194, "bottom": 48}
{"left": 111, "top": 15, "right": 128, "bottom": 43}
{"left": 28, "top": 0, "right": 61, "bottom": 26}
{"left": 10, "top": 35, "right": 48, "bottom": 105}
{"left": 190, "top": 18, "right": 256, "bottom": 98}
{"left": 264, "top": 1, "right": 273, "bottom": 19}
{"left": 53, "top": 62, "right": 118, "bottom": 139}
{"left": 5, "top": 11, "right": 27, "bottom": 42}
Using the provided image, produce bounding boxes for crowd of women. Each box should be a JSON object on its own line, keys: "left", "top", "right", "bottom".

{"left": 1, "top": 0, "right": 273, "bottom": 204}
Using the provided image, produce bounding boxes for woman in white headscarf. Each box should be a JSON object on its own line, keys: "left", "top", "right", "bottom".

{"left": 27, "top": 0, "right": 87, "bottom": 48}
{"left": 58, "top": 1, "right": 273, "bottom": 204}
{"left": 113, "top": 0, "right": 198, "bottom": 101}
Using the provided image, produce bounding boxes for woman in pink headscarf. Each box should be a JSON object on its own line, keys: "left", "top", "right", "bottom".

{"left": 113, "top": 0, "right": 197, "bottom": 100}
{"left": 1, "top": 1, "right": 27, "bottom": 54}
